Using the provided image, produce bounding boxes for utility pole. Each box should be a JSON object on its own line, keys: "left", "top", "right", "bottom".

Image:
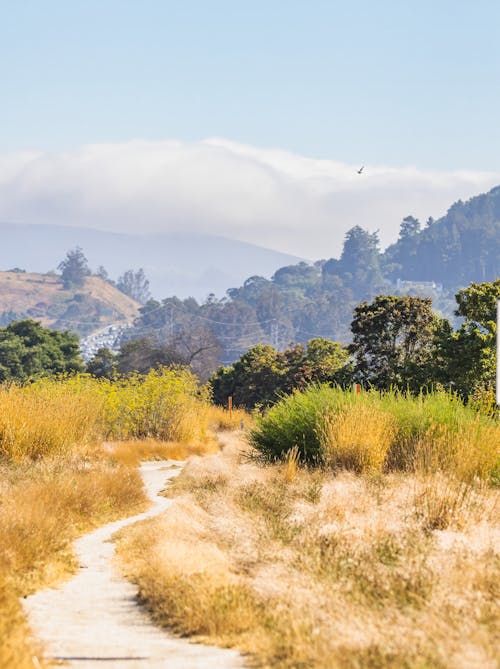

{"left": 169, "top": 305, "right": 174, "bottom": 341}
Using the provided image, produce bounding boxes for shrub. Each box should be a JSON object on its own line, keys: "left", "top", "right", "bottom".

{"left": 250, "top": 386, "right": 500, "bottom": 481}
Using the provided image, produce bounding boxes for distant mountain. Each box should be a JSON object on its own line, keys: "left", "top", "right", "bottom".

{"left": 0, "top": 271, "right": 139, "bottom": 336}
{"left": 382, "top": 185, "right": 500, "bottom": 288}
{"left": 0, "top": 223, "right": 304, "bottom": 300}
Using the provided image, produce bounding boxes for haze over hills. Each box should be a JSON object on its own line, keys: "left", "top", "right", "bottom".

{"left": 0, "top": 223, "right": 304, "bottom": 301}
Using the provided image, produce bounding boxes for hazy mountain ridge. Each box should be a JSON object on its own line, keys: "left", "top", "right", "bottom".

{"left": 0, "top": 223, "right": 304, "bottom": 300}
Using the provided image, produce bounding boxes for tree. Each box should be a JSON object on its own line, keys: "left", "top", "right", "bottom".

{"left": 86, "top": 347, "right": 118, "bottom": 378}
{"left": 398, "top": 216, "right": 421, "bottom": 240}
{"left": 0, "top": 319, "right": 83, "bottom": 382}
{"left": 436, "top": 280, "right": 500, "bottom": 397}
{"left": 117, "top": 269, "right": 151, "bottom": 304}
{"left": 116, "top": 338, "right": 185, "bottom": 375}
{"left": 96, "top": 265, "right": 111, "bottom": 282}
{"left": 325, "top": 226, "right": 385, "bottom": 300}
{"left": 210, "top": 338, "right": 349, "bottom": 408}
{"left": 349, "top": 295, "right": 439, "bottom": 390}
{"left": 58, "top": 247, "right": 90, "bottom": 289}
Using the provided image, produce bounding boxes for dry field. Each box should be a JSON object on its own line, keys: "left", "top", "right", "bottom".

{"left": 116, "top": 432, "right": 500, "bottom": 669}
{"left": 0, "top": 456, "right": 148, "bottom": 669}
{"left": 0, "top": 371, "right": 224, "bottom": 668}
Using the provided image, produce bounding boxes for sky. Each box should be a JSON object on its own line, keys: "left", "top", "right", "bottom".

{"left": 1, "top": 1, "right": 499, "bottom": 259}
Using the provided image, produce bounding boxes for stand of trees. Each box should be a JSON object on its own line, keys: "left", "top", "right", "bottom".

{"left": 0, "top": 320, "right": 83, "bottom": 382}
{"left": 207, "top": 281, "right": 500, "bottom": 408}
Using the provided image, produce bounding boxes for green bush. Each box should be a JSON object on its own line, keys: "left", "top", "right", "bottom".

{"left": 249, "top": 386, "right": 500, "bottom": 480}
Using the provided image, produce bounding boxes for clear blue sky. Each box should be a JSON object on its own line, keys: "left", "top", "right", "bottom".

{"left": 1, "top": 0, "right": 499, "bottom": 170}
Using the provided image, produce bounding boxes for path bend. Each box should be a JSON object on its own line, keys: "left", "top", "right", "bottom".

{"left": 23, "top": 460, "right": 244, "bottom": 669}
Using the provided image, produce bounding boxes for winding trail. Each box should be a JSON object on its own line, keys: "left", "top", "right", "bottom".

{"left": 23, "top": 461, "right": 244, "bottom": 669}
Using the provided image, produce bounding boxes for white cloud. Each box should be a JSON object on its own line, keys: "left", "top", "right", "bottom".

{"left": 0, "top": 139, "right": 498, "bottom": 259}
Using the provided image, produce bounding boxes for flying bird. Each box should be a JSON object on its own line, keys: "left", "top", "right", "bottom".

{"left": 357, "top": 166, "right": 364, "bottom": 174}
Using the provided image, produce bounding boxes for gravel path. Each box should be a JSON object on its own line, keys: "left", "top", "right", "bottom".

{"left": 23, "top": 461, "right": 244, "bottom": 669}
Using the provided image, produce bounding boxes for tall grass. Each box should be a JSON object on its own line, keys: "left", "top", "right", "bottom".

{"left": 250, "top": 386, "right": 500, "bottom": 481}
{"left": 96, "top": 368, "right": 210, "bottom": 443}
{"left": 0, "top": 379, "right": 102, "bottom": 461}
{"left": 0, "top": 367, "right": 212, "bottom": 461}
{"left": 116, "top": 433, "right": 500, "bottom": 669}
{"left": 0, "top": 458, "right": 148, "bottom": 669}
{"left": 0, "top": 366, "right": 214, "bottom": 666}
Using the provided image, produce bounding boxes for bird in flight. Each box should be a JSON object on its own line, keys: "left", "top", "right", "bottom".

{"left": 357, "top": 166, "right": 364, "bottom": 174}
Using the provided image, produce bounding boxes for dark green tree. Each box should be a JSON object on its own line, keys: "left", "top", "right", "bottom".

{"left": 86, "top": 347, "right": 118, "bottom": 378}
{"left": 210, "top": 338, "right": 349, "bottom": 409}
{"left": 435, "top": 280, "right": 500, "bottom": 397}
{"left": 349, "top": 295, "right": 439, "bottom": 390}
{"left": 0, "top": 319, "right": 83, "bottom": 382}
{"left": 58, "top": 247, "right": 91, "bottom": 289}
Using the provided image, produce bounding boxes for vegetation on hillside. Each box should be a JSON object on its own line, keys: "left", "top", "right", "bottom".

{"left": 205, "top": 283, "right": 499, "bottom": 408}
{"left": 122, "top": 186, "right": 499, "bottom": 370}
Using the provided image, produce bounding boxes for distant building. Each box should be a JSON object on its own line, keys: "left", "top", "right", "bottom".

{"left": 396, "top": 279, "right": 443, "bottom": 293}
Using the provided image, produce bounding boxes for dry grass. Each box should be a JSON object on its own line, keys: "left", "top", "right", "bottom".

{"left": 0, "top": 457, "right": 148, "bottom": 669}
{"left": 0, "top": 382, "right": 102, "bottom": 461}
{"left": 116, "top": 432, "right": 500, "bottom": 669}
{"left": 319, "top": 403, "right": 397, "bottom": 473}
{"left": 106, "top": 437, "right": 219, "bottom": 466}
{"left": 0, "top": 271, "right": 139, "bottom": 328}
{"left": 207, "top": 405, "right": 252, "bottom": 432}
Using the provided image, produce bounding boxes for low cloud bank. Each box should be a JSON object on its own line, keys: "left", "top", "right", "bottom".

{"left": 0, "top": 139, "right": 498, "bottom": 259}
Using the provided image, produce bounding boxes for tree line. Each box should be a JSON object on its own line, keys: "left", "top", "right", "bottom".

{"left": 1, "top": 280, "right": 498, "bottom": 411}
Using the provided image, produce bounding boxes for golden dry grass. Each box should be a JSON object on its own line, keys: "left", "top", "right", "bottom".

{"left": 0, "top": 382, "right": 103, "bottom": 461}
{"left": 105, "top": 437, "right": 220, "bottom": 466}
{"left": 116, "top": 432, "right": 500, "bottom": 669}
{"left": 207, "top": 405, "right": 252, "bottom": 432}
{"left": 0, "top": 457, "right": 148, "bottom": 669}
{"left": 319, "top": 403, "right": 397, "bottom": 473}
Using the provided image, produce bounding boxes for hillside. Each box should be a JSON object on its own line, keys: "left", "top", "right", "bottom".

{"left": 0, "top": 223, "right": 304, "bottom": 300}
{"left": 0, "top": 272, "right": 140, "bottom": 336}
{"left": 382, "top": 185, "right": 500, "bottom": 287}
{"left": 125, "top": 185, "right": 500, "bottom": 368}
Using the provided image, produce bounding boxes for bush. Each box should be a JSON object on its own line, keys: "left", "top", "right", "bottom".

{"left": 250, "top": 386, "right": 500, "bottom": 480}
{"left": 0, "top": 367, "right": 211, "bottom": 461}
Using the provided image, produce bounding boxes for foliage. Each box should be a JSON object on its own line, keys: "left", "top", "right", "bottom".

{"left": 434, "top": 280, "right": 500, "bottom": 397}
{"left": 86, "top": 346, "right": 118, "bottom": 378}
{"left": 117, "top": 268, "right": 151, "bottom": 304}
{"left": 122, "top": 186, "right": 500, "bottom": 372}
{"left": 0, "top": 319, "right": 83, "bottom": 382}
{"left": 96, "top": 367, "right": 210, "bottom": 442}
{"left": 0, "top": 367, "right": 211, "bottom": 461}
{"left": 210, "top": 338, "right": 349, "bottom": 408}
{"left": 250, "top": 386, "right": 499, "bottom": 481}
{"left": 57, "top": 247, "right": 91, "bottom": 288}
{"left": 383, "top": 186, "right": 500, "bottom": 287}
{"left": 115, "top": 338, "right": 185, "bottom": 375}
{"left": 349, "top": 295, "right": 438, "bottom": 390}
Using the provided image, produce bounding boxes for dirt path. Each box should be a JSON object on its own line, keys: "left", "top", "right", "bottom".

{"left": 23, "top": 461, "right": 244, "bottom": 669}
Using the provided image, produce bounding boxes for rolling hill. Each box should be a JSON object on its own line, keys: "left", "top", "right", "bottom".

{"left": 0, "top": 271, "right": 140, "bottom": 336}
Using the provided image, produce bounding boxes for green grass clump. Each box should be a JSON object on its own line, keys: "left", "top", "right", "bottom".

{"left": 250, "top": 386, "right": 500, "bottom": 481}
